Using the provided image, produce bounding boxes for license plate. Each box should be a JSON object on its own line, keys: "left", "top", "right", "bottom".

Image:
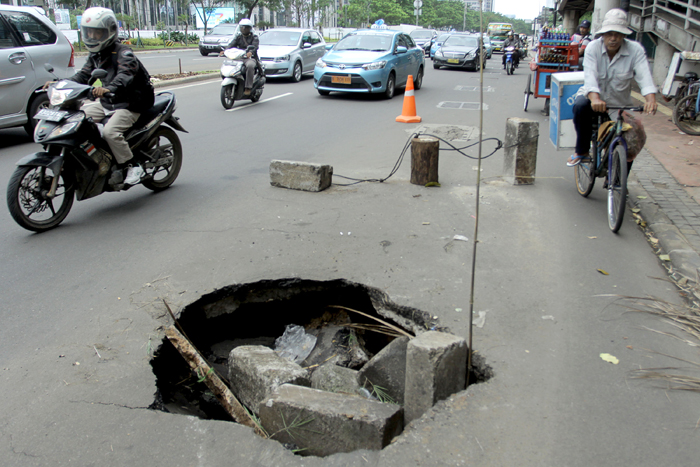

{"left": 331, "top": 75, "right": 351, "bottom": 84}
{"left": 447, "top": 59, "right": 460, "bottom": 64}
{"left": 34, "top": 109, "right": 67, "bottom": 122}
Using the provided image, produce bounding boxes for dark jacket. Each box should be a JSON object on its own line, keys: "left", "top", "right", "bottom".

{"left": 230, "top": 33, "right": 259, "bottom": 60}
{"left": 69, "top": 42, "right": 155, "bottom": 113}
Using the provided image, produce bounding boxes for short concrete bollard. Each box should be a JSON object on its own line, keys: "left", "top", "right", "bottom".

{"left": 503, "top": 118, "right": 539, "bottom": 185}
{"left": 404, "top": 331, "right": 468, "bottom": 425}
{"left": 269, "top": 160, "right": 333, "bottom": 192}
{"left": 259, "top": 384, "right": 403, "bottom": 456}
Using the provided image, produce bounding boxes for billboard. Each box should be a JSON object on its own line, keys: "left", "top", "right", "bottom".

{"left": 191, "top": 6, "right": 237, "bottom": 29}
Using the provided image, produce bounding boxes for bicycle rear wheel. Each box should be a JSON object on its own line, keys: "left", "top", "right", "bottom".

{"left": 575, "top": 155, "right": 595, "bottom": 197}
{"left": 673, "top": 93, "right": 700, "bottom": 136}
{"left": 607, "top": 144, "right": 628, "bottom": 233}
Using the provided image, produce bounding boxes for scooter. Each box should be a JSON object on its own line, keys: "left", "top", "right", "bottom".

{"left": 504, "top": 46, "right": 516, "bottom": 75}
{"left": 220, "top": 48, "right": 266, "bottom": 109}
{"left": 6, "top": 66, "right": 186, "bottom": 233}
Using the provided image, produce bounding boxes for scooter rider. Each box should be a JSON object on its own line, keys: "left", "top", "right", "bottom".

{"left": 502, "top": 31, "right": 521, "bottom": 69}
{"left": 227, "top": 18, "right": 259, "bottom": 96}
{"left": 61, "top": 7, "right": 155, "bottom": 185}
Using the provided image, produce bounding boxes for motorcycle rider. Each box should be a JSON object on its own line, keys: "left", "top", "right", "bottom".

{"left": 58, "top": 7, "right": 155, "bottom": 185}
{"left": 502, "top": 31, "right": 521, "bottom": 69}
{"left": 224, "top": 18, "right": 259, "bottom": 96}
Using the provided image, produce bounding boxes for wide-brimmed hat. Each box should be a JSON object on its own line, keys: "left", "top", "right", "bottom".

{"left": 596, "top": 9, "right": 632, "bottom": 36}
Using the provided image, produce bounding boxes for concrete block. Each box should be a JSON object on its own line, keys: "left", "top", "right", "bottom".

{"left": 358, "top": 336, "right": 409, "bottom": 404}
{"left": 228, "top": 345, "right": 310, "bottom": 415}
{"left": 404, "top": 331, "right": 468, "bottom": 424}
{"left": 503, "top": 117, "right": 539, "bottom": 185}
{"left": 310, "top": 363, "right": 361, "bottom": 395}
{"left": 269, "top": 160, "right": 333, "bottom": 192}
{"left": 259, "top": 384, "right": 403, "bottom": 457}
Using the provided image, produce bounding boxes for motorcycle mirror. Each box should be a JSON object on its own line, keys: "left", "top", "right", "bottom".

{"left": 89, "top": 69, "right": 108, "bottom": 85}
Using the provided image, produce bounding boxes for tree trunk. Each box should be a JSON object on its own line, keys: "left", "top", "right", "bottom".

{"left": 410, "top": 137, "right": 439, "bottom": 186}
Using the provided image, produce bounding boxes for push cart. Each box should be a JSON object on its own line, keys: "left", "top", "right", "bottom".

{"left": 524, "top": 36, "right": 579, "bottom": 116}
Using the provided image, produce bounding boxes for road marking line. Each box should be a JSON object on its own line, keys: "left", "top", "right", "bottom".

{"left": 192, "top": 58, "right": 223, "bottom": 61}
{"left": 226, "top": 92, "right": 293, "bottom": 111}
{"left": 165, "top": 79, "right": 220, "bottom": 90}
{"left": 140, "top": 55, "right": 177, "bottom": 59}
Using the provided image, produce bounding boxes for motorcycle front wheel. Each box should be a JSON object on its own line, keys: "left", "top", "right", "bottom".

{"left": 141, "top": 127, "right": 183, "bottom": 192}
{"left": 220, "top": 84, "right": 235, "bottom": 109}
{"left": 7, "top": 165, "right": 74, "bottom": 232}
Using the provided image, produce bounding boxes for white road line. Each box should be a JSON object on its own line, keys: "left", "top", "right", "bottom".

{"left": 140, "top": 54, "right": 177, "bottom": 59}
{"left": 192, "top": 58, "right": 223, "bottom": 61}
{"left": 225, "top": 92, "right": 293, "bottom": 111}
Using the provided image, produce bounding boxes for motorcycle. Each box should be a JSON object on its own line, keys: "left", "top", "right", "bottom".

{"left": 220, "top": 48, "right": 266, "bottom": 110}
{"left": 6, "top": 66, "right": 186, "bottom": 233}
{"left": 504, "top": 46, "right": 516, "bottom": 75}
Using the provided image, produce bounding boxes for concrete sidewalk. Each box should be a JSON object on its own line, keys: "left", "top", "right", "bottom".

{"left": 626, "top": 93, "right": 700, "bottom": 281}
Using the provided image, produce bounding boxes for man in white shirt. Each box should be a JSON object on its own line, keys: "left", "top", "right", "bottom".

{"left": 566, "top": 9, "right": 657, "bottom": 168}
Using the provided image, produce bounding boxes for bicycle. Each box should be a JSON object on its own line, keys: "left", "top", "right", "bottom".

{"left": 574, "top": 105, "right": 645, "bottom": 233}
{"left": 672, "top": 72, "right": 700, "bottom": 135}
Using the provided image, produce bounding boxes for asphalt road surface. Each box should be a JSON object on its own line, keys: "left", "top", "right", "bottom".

{"left": 1, "top": 57, "right": 699, "bottom": 466}
{"left": 75, "top": 48, "right": 224, "bottom": 75}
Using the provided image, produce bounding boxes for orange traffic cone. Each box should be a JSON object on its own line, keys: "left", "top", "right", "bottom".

{"left": 396, "top": 75, "right": 421, "bottom": 123}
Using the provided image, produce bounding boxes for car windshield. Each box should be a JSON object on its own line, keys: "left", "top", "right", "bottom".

{"left": 259, "top": 31, "right": 301, "bottom": 46}
{"left": 437, "top": 34, "right": 450, "bottom": 42}
{"left": 210, "top": 25, "right": 238, "bottom": 35}
{"left": 444, "top": 36, "right": 478, "bottom": 48}
{"left": 335, "top": 34, "right": 392, "bottom": 51}
{"left": 410, "top": 30, "right": 434, "bottom": 39}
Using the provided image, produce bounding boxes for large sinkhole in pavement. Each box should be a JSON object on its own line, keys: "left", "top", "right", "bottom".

{"left": 150, "top": 278, "right": 492, "bottom": 457}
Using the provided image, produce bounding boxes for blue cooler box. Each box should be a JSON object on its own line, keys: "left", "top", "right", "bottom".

{"left": 549, "top": 72, "right": 584, "bottom": 149}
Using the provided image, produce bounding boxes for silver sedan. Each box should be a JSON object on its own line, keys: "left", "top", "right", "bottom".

{"left": 258, "top": 28, "right": 326, "bottom": 82}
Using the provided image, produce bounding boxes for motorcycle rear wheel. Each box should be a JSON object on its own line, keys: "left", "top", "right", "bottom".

{"left": 7, "top": 165, "right": 74, "bottom": 232}
{"left": 220, "top": 84, "right": 235, "bottom": 109}
{"left": 250, "top": 88, "right": 262, "bottom": 103}
{"left": 141, "top": 127, "right": 183, "bottom": 192}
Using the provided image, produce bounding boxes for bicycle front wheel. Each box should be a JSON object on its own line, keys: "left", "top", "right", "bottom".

{"left": 673, "top": 93, "right": 700, "bottom": 136}
{"left": 575, "top": 155, "right": 595, "bottom": 197}
{"left": 607, "top": 145, "right": 628, "bottom": 233}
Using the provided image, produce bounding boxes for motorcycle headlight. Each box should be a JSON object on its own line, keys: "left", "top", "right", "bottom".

{"left": 362, "top": 60, "right": 386, "bottom": 71}
{"left": 66, "top": 112, "right": 85, "bottom": 123}
{"left": 274, "top": 54, "right": 291, "bottom": 62}
{"left": 48, "top": 121, "right": 80, "bottom": 138}
{"left": 315, "top": 58, "right": 326, "bottom": 68}
{"left": 49, "top": 87, "right": 72, "bottom": 106}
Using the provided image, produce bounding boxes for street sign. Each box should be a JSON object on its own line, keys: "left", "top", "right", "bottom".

{"left": 413, "top": 0, "right": 422, "bottom": 7}
{"left": 414, "top": 9, "right": 422, "bottom": 16}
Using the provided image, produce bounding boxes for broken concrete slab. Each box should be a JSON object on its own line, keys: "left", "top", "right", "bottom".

{"left": 310, "top": 363, "right": 361, "bottom": 396}
{"left": 269, "top": 160, "right": 333, "bottom": 192}
{"left": 259, "top": 384, "right": 403, "bottom": 457}
{"left": 228, "top": 345, "right": 310, "bottom": 414}
{"left": 404, "top": 331, "right": 467, "bottom": 424}
{"left": 358, "top": 336, "right": 409, "bottom": 404}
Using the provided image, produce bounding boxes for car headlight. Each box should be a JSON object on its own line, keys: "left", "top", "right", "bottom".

{"left": 466, "top": 52, "right": 475, "bottom": 58}
{"left": 48, "top": 121, "right": 79, "bottom": 138}
{"left": 316, "top": 58, "right": 326, "bottom": 68}
{"left": 362, "top": 60, "right": 386, "bottom": 71}
{"left": 48, "top": 87, "right": 72, "bottom": 106}
{"left": 274, "top": 54, "right": 291, "bottom": 62}
{"left": 435, "top": 50, "right": 444, "bottom": 58}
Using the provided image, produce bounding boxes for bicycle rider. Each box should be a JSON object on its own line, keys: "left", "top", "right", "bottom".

{"left": 567, "top": 9, "right": 657, "bottom": 170}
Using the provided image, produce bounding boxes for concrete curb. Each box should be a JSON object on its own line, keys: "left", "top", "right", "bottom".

{"left": 153, "top": 72, "right": 219, "bottom": 89}
{"left": 627, "top": 157, "right": 700, "bottom": 280}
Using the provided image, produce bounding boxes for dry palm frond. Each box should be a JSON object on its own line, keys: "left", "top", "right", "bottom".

{"left": 631, "top": 369, "right": 700, "bottom": 392}
{"left": 342, "top": 323, "right": 405, "bottom": 338}
{"left": 328, "top": 305, "right": 414, "bottom": 338}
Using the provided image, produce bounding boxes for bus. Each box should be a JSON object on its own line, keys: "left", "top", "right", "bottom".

{"left": 487, "top": 22, "right": 513, "bottom": 53}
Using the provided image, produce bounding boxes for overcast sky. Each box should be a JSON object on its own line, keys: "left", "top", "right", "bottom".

{"left": 493, "top": 0, "right": 551, "bottom": 21}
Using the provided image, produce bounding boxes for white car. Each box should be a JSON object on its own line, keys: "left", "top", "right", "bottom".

{"left": 0, "top": 5, "right": 75, "bottom": 135}
{"left": 258, "top": 28, "right": 326, "bottom": 82}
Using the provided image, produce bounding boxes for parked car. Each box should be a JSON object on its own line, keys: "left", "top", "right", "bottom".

{"left": 433, "top": 34, "right": 484, "bottom": 71}
{"left": 481, "top": 35, "right": 493, "bottom": 59}
{"left": 409, "top": 28, "right": 436, "bottom": 56}
{"left": 118, "top": 28, "right": 129, "bottom": 41}
{"left": 430, "top": 33, "right": 452, "bottom": 59}
{"left": 314, "top": 29, "right": 425, "bottom": 99}
{"left": 199, "top": 23, "right": 246, "bottom": 56}
{"left": 0, "top": 5, "right": 75, "bottom": 135}
{"left": 258, "top": 28, "right": 326, "bottom": 82}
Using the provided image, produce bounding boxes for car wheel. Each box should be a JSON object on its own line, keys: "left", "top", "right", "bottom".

{"left": 414, "top": 66, "right": 423, "bottom": 90}
{"left": 318, "top": 89, "right": 330, "bottom": 96}
{"left": 433, "top": 63, "right": 440, "bottom": 70}
{"left": 24, "top": 92, "right": 50, "bottom": 136}
{"left": 384, "top": 73, "right": 395, "bottom": 99}
{"left": 199, "top": 48, "right": 209, "bottom": 56}
{"left": 291, "top": 61, "right": 303, "bottom": 83}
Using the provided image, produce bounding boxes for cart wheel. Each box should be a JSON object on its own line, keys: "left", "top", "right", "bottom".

{"left": 543, "top": 97, "right": 550, "bottom": 116}
{"left": 524, "top": 77, "right": 531, "bottom": 111}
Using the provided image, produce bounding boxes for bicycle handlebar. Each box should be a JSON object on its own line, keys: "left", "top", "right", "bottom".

{"left": 606, "top": 105, "right": 644, "bottom": 112}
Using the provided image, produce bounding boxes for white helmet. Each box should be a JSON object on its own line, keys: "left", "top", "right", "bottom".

{"left": 81, "top": 7, "right": 118, "bottom": 53}
{"left": 239, "top": 18, "right": 253, "bottom": 35}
